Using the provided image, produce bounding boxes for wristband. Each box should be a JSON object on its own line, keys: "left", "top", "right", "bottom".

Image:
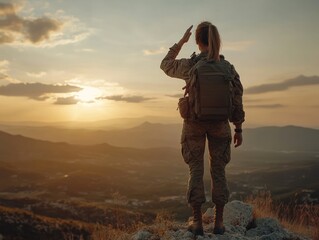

{"left": 235, "top": 128, "right": 242, "bottom": 133}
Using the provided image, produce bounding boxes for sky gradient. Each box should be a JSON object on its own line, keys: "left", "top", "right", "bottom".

{"left": 0, "top": 0, "right": 318, "bottom": 127}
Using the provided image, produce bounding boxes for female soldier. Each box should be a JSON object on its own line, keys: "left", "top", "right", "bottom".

{"left": 160, "top": 22, "right": 245, "bottom": 236}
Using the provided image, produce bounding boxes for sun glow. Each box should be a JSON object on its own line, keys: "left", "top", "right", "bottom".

{"left": 75, "top": 87, "right": 102, "bottom": 103}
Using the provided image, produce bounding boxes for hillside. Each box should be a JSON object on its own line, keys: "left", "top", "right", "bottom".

{"left": 0, "top": 123, "right": 317, "bottom": 152}
{"left": 0, "top": 130, "right": 317, "bottom": 239}
{"left": 0, "top": 200, "right": 313, "bottom": 240}
{"left": 0, "top": 130, "right": 318, "bottom": 208}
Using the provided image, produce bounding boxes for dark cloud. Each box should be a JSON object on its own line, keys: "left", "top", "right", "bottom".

{"left": 25, "top": 17, "right": 62, "bottom": 43}
{"left": 0, "top": 82, "right": 82, "bottom": 100}
{"left": 0, "top": 2, "right": 63, "bottom": 45}
{"left": 54, "top": 96, "right": 79, "bottom": 105}
{"left": 99, "top": 95, "right": 154, "bottom": 103}
{"left": 0, "top": 2, "right": 15, "bottom": 15}
{"left": 166, "top": 93, "right": 184, "bottom": 98}
{"left": 245, "top": 75, "right": 319, "bottom": 94}
{"left": 246, "top": 104, "right": 284, "bottom": 109}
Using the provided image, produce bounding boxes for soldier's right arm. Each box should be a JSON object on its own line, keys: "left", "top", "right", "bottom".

{"left": 160, "top": 44, "right": 194, "bottom": 81}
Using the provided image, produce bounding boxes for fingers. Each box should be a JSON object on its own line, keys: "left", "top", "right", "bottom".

{"left": 186, "top": 25, "right": 193, "bottom": 32}
{"left": 234, "top": 133, "right": 243, "bottom": 148}
{"left": 235, "top": 141, "right": 240, "bottom": 148}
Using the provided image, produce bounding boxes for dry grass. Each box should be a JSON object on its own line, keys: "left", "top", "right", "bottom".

{"left": 88, "top": 210, "right": 175, "bottom": 240}
{"left": 151, "top": 210, "right": 175, "bottom": 238}
{"left": 246, "top": 191, "right": 319, "bottom": 240}
{"left": 91, "top": 224, "right": 133, "bottom": 240}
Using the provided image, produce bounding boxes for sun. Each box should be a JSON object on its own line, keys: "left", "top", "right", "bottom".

{"left": 75, "top": 87, "right": 102, "bottom": 103}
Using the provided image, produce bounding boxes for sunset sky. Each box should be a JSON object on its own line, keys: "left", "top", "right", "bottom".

{"left": 0, "top": 0, "right": 318, "bottom": 128}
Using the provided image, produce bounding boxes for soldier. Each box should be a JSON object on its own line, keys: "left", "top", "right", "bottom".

{"left": 160, "top": 22, "right": 245, "bottom": 236}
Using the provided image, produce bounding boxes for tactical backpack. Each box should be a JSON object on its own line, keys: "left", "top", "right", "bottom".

{"left": 178, "top": 58, "right": 234, "bottom": 121}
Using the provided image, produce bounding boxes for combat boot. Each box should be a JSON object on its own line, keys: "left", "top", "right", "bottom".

{"left": 187, "top": 204, "right": 204, "bottom": 236}
{"left": 213, "top": 204, "right": 225, "bottom": 234}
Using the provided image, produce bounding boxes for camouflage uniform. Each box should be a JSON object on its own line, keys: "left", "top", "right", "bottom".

{"left": 160, "top": 44, "right": 245, "bottom": 206}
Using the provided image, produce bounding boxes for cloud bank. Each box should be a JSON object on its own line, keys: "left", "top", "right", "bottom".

{"left": 99, "top": 94, "right": 154, "bottom": 103}
{"left": 246, "top": 75, "right": 319, "bottom": 94}
{"left": 54, "top": 96, "right": 79, "bottom": 105}
{"left": 166, "top": 93, "right": 184, "bottom": 98}
{"left": 26, "top": 71, "right": 47, "bottom": 78}
{"left": 0, "top": 2, "right": 91, "bottom": 47}
{"left": 246, "top": 104, "right": 284, "bottom": 109}
{"left": 0, "top": 82, "right": 82, "bottom": 100}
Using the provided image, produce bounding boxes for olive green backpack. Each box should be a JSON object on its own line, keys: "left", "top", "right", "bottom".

{"left": 179, "top": 58, "right": 234, "bottom": 121}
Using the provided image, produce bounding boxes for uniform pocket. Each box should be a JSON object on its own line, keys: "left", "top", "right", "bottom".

{"left": 178, "top": 97, "right": 189, "bottom": 119}
{"left": 181, "top": 135, "right": 192, "bottom": 164}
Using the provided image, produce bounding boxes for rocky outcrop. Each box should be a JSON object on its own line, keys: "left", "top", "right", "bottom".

{"left": 132, "top": 200, "right": 310, "bottom": 240}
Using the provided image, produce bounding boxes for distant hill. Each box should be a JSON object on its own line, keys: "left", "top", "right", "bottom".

{"left": 0, "top": 130, "right": 186, "bottom": 199}
{"left": 0, "top": 130, "right": 318, "bottom": 222}
{"left": 0, "top": 123, "right": 318, "bottom": 152}
{"left": 0, "top": 121, "right": 182, "bottom": 149}
{"left": 243, "top": 125, "right": 319, "bottom": 152}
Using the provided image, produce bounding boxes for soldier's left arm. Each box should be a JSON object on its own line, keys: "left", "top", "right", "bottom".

{"left": 230, "top": 65, "right": 245, "bottom": 127}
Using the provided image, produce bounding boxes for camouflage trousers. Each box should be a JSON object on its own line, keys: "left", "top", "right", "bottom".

{"left": 181, "top": 119, "right": 231, "bottom": 206}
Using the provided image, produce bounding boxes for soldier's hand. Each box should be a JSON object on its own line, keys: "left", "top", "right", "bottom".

{"left": 178, "top": 25, "right": 193, "bottom": 47}
{"left": 234, "top": 132, "right": 243, "bottom": 148}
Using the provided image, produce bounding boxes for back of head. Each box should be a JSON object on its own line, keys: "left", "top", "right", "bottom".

{"left": 195, "top": 21, "right": 221, "bottom": 61}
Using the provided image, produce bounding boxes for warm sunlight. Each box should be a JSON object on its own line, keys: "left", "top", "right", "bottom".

{"left": 75, "top": 86, "right": 102, "bottom": 103}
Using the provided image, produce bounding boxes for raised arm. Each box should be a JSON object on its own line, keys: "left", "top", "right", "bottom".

{"left": 160, "top": 26, "right": 195, "bottom": 81}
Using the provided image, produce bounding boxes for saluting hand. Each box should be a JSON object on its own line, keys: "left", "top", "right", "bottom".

{"left": 178, "top": 25, "right": 193, "bottom": 47}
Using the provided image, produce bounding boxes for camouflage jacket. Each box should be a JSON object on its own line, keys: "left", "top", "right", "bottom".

{"left": 160, "top": 43, "right": 245, "bottom": 125}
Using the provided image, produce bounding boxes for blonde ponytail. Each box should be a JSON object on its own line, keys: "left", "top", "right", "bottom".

{"left": 207, "top": 24, "right": 220, "bottom": 61}
{"left": 196, "top": 22, "right": 221, "bottom": 61}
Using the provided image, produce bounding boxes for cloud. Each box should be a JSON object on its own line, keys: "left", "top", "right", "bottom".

{"left": 223, "top": 41, "right": 255, "bottom": 51}
{"left": 246, "top": 75, "right": 319, "bottom": 94}
{"left": 246, "top": 104, "right": 284, "bottom": 109}
{"left": 0, "top": 59, "right": 19, "bottom": 84}
{"left": 143, "top": 46, "right": 166, "bottom": 56}
{"left": 0, "top": 62, "right": 10, "bottom": 81}
{"left": 26, "top": 71, "right": 47, "bottom": 78}
{"left": 0, "top": 82, "right": 82, "bottom": 100}
{"left": 54, "top": 96, "right": 79, "bottom": 105}
{"left": 99, "top": 94, "right": 154, "bottom": 103}
{"left": 166, "top": 93, "right": 184, "bottom": 98}
{"left": 0, "top": 2, "right": 91, "bottom": 47}
{"left": 75, "top": 48, "right": 95, "bottom": 53}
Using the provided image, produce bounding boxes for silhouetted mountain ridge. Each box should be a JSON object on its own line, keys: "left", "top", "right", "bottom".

{"left": 0, "top": 123, "right": 317, "bottom": 152}
{"left": 243, "top": 125, "right": 318, "bottom": 152}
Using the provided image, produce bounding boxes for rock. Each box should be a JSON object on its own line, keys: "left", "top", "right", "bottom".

{"left": 223, "top": 200, "right": 254, "bottom": 229}
{"left": 170, "top": 229, "right": 194, "bottom": 239}
{"left": 132, "top": 230, "right": 152, "bottom": 240}
{"left": 203, "top": 200, "right": 254, "bottom": 229}
{"left": 131, "top": 201, "right": 311, "bottom": 240}
{"left": 247, "top": 218, "right": 309, "bottom": 240}
{"left": 246, "top": 218, "right": 282, "bottom": 237}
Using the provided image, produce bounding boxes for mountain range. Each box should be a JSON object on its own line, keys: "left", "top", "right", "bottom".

{"left": 0, "top": 122, "right": 318, "bottom": 152}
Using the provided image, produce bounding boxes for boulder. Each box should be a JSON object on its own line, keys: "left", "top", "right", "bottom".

{"left": 131, "top": 201, "right": 310, "bottom": 240}
{"left": 132, "top": 230, "right": 152, "bottom": 240}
